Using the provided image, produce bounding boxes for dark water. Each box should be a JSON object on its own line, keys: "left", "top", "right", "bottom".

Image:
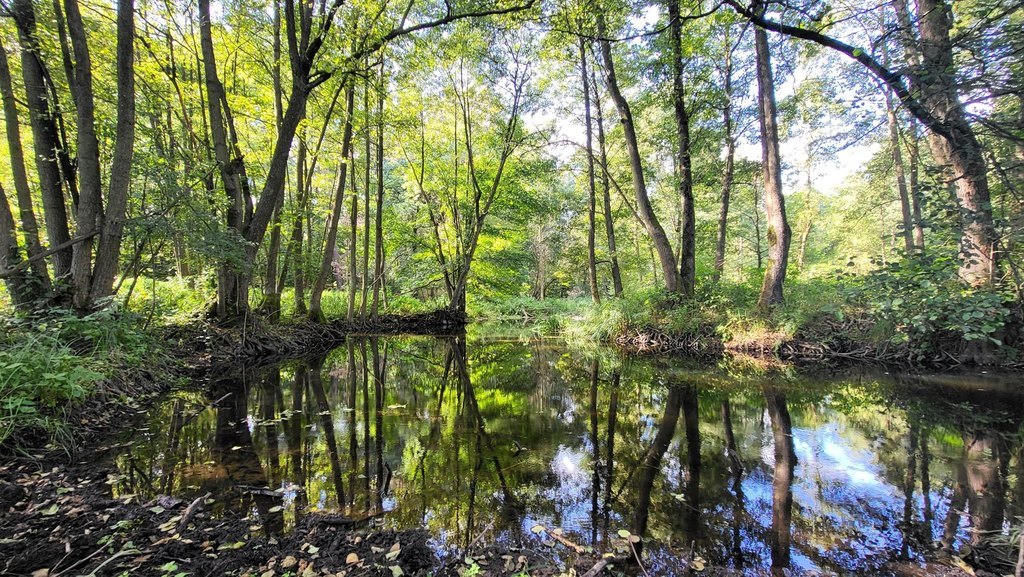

{"left": 114, "top": 335, "right": 1024, "bottom": 575}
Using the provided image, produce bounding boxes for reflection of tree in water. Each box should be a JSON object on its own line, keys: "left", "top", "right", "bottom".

{"left": 115, "top": 338, "right": 1024, "bottom": 573}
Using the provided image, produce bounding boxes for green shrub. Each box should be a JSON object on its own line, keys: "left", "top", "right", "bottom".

{"left": 845, "top": 253, "right": 1015, "bottom": 354}
{"left": 0, "top": 332, "right": 103, "bottom": 447}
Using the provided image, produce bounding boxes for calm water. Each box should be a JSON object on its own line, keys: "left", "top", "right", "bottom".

{"left": 114, "top": 335, "right": 1024, "bottom": 575}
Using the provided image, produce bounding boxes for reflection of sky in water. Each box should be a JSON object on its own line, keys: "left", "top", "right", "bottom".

{"left": 115, "top": 337, "right": 1023, "bottom": 576}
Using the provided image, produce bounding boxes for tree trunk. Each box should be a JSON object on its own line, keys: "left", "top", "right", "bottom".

{"left": 293, "top": 134, "right": 308, "bottom": 316}
{"left": 360, "top": 78, "right": 372, "bottom": 320}
{"left": 915, "top": 0, "right": 994, "bottom": 284}
{"left": 372, "top": 61, "right": 386, "bottom": 321}
{"left": 63, "top": 0, "right": 103, "bottom": 308}
{"left": 309, "top": 86, "right": 356, "bottom": 321}
{"left": 592, "top": 66, "right": 623, "bottom": 297}
{"left": 0, "top": 37, "right": 49, "bottom": 291}
{"left": 0, "top": 184, "right": 35, "bottom": 308}
{"left": 87, "top": 0, "right": 135, "bottom": 304}
{"left": 581, "top": 37, "right": 601, "bottom": 304}
{"left": 348, "top": 153, "right": 359, "bottom": 322}
{"left": 669, "top": 0, "right": 695, "bottom": 297}
{"left": 907, "top": 120, "right": 926, "bottom": 250}
{"left": 714, "top": 32, "right": 736, "bottom": 283}
{"left": 200, "top": 0, "right": 249, "bottom": 318}
{"left": 11, "top": 0, "right": 73, "bottom": 280}
{"left": 596, "top": 10, "right": 681, "bottom": 294}
{"left": 883, "top": 42, "right": 915, "bottom": 254}
{"left": 754, "top": 24, "right": 791, "bottom": 309}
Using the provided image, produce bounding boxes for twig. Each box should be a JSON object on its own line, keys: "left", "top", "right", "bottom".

{"left": 177, "top": 492, "right": 212, "bottom": 533}
{"left": 51, "top": 541, "right": 108, "bottom": 577}
{"left": 581, "top": 558, "right": 610, "bottom": 577}
{"left": 83, "top": 548, "right": 145, "bottom": 577}
{"left": 466, "top": 520, "right": 495, "bottom": 551}
{"left": 545, "top": 529, "right": 585, "bottom": 554}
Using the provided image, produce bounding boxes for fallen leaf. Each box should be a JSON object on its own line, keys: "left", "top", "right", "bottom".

{"left": 281, "top": 556, "right": 298, "bottom": 569}
{"left": 530, "top": 524, "right": 544, "bottom": 534}
{"left": 345, "top": 553, "right": 360, "bottom": 565}
{"left": 388, "top": 566, "right": 404, "bottom": 577}
{"left": 40, "top": 504, "right": 58, "bottom": 516}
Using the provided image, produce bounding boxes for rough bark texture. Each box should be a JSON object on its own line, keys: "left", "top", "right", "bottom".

{"left": 0, "top": 184, "right": 35, "bottom": 308}
{"left": 63, "top": 0, "right": 103, "bottom": 308}
{"left": 596, "top": 10, "right": 682, "bottom": 293}
{"left": 11, "top": 0, "right": 73, "bottom": 280}
{"left": 754, "top": 24, "right": 791, "bottom": 309}
{"left": 88, "top": 0, "right": 135, "bottom": 303}
{"left": 669, "top": 0, "right": 695, "bottom": 296}
{"left": 0, "top": 38, "right": 49, "bottom": 290}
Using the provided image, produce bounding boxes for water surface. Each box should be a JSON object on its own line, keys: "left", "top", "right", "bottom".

{"left": 115, "top": 335, "right": 1024, "bottom": 575}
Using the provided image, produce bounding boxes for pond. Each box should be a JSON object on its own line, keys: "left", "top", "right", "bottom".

{"left": 114, "top": 334, "right": 1024, "bottom": 575}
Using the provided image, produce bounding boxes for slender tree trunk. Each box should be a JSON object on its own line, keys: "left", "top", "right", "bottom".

{"left": 360, "top": 78, "right": 372, "bottom": 320}
{"left": 293, "top": 134, "right": 308, "bottom": 316}
{"left": 348, "top": 152, "right": 359, "bottom": 322}
{"left": 63, "top": 0, "right": 103, "bottom": 308}
{"left": 596, "top": 10, "right": 681, "bottom": 293}
{"left": 754, "top": 24, "right": 791, "bottom": 309}
{"left": 714, "top": 32, "right": 736, "bottom": 282}
{"left": 883, "top": 42, "right": 915, "bottom": 253}
{"left": 11, "top": 0, "right": 73, "bottom": 280}
{"left": 200, "top": 0, "right": 249, "bottom": 318}
{"left": 907, "top": 119, "right": 926, "bottom": 250}
{"left": 0, "top": 38, "right": 49, "bottom": 290}
{"left": 669, "top": 0, "right": 695, "bottom": 297}
{"left": 87, "top": 0, "right": 135, "bottom": 304}
{"left": 592, "top": 68, "right": 623, "bottom": 297}
{"left": 372, "top": 61, "right": 386, "bottom": 321}
{"left": 0, "top": 184, "right": 35, "bottom": 308}
{"left": 581, "top": 37, "right": 600, "bottom": 304}
{"left": 310, "top": 86, "right": 356, "bottom": 321}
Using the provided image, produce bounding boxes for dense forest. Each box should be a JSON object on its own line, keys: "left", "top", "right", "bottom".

{"left": 0, "top": 0, "right": 1019, "bottom": 329}
{"left": 1, "top": 0, "right": 1024, "bottom": 573}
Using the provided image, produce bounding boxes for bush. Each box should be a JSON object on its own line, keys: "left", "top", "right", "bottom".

{"left": 0, "top": 332, "right": 103, "bottom": 447}
{"left": 845, "top": 254, "right": 1015, "bottom": 354}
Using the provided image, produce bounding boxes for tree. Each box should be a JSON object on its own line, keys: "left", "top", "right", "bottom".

{"left": 752, "top": 14, "right": 790, "bottom": 308}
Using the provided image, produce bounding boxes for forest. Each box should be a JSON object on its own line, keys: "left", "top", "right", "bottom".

{"left": 1, "top": 0, "right": 1023, "bottom": 575}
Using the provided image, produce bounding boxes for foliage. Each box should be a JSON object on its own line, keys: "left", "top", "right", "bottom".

{"left": 844, "top": 254, "right": 1016, "bottom": 355}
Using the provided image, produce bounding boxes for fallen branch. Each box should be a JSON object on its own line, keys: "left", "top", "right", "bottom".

{"left": 581, "top": 558, "right": 610, "bottom": 577}
{"left": 177, "top": 492, "right": 212, "bottom": 533}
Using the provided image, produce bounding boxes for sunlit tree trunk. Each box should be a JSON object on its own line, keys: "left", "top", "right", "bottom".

{"left": 591, "top": 67, "right": 623, "bottom": 297}
{"left": 372, "top": 61, "right": 386, "bottom": 321}
{"left": 0, "top": 184, "right": 36, "bottom": 308}
{"left": 669, "top": 0, "right": 695, "bottom": 297}
{"left": 596, "top": 9, "right": 682, "bottom": 294}
{"left": 309, "top": 87, "right": 356, "bottom": 320}
{"left": 0, "top": 39, "right": 49, "bottom": 291}
{"left": 581, "top": 37, "right": 601, "bottom": 304}
{"left": 11, "top": 0, "right": 73, "bottom": 280}
{"left": 754, "top": 23, "right": 791, "bottom": 309}
{"left": 714, "top": 30, "right": 736, "bottom": 283}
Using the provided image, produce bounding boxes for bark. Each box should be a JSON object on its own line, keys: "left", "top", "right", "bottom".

{"left": 669, "top": 0, "right": 695, "bottom": 297}
{"left": 88, "top": 0, "right": 135, "bottom": 304}
{"left": 0, "top": 184, "right": 35, "bottom": 308}
{"left": 360, "top": 78, "right": 372, "bottom": 319}
{"left": 348, "top": 154, "right": 359, "bottom": 322}
{"left": 714, "top": 32, "right": 736, "bottom": 283}
{"left": 63, "top": 0, "right": 103, "bottom": 308}
{"left": 731, "top": 0, "right": 995, "bottom": 285}
{"left": 907, "top": 120, "right": 926, "bottom": 250}
{"left": 11, "top": 0, "right": 73, "bottom": 279}
{"left": 372, "top": 61, "right": 386, "bottom": 321}
{"left": 596, "top": 9, "right": 682, "bottom": 293}
{"left": 0, "top": 38, "right": 49, "bottom": 289}
{"left": 883, "top": 41, "right": 915, "bottom": 253}
{"left": 309, "top": 86, "right": 356, "bottom": 321}
{"left": 754, "top": 23, "right": 791, "bottom": 309}
{"left": 294, "top": 135, "right": 308, "bottom": 316}
{"left": 592, "top": 67, "right": 623, "bottom": 296}
{"left": 581, "top": 36, "right": 601, "bottom": 304}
